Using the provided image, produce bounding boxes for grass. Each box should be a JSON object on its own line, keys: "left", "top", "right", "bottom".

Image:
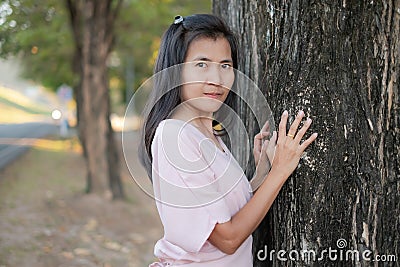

{"left": 0, "top": 95, "right": 50, "bottom": 115}
{"left": 0, "top": 138, "right": 84, "bottom": 206}
{"left": 0, "top": 102, "right": 49, "bottom": 123}
{"left": 0, "top": 86, "right": 51, "bottom": 114}
{"left": 0, "top": 140, "right": 86, "bottom": 265}
{"left": 0, "top": 86, "right": 52, "bottom": 123}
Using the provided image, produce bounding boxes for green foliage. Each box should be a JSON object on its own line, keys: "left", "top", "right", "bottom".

{"left": 0, "top": 0, "right": 211, "bottom": 96}
{"left": 0, "top": 0, "right": 75, "bottom": 90}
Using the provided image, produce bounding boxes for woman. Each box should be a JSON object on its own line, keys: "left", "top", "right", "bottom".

{"left": 139, "top": 14, "right": 318, "bottom": 266}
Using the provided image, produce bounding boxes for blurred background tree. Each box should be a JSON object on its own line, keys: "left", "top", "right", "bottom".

{"left": 0, "top": 0, "right": 211, "bottom": 199}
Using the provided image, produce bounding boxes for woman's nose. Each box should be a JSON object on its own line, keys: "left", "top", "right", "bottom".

{"left": 206, "top": 63, "right": 222, "bottom": 86}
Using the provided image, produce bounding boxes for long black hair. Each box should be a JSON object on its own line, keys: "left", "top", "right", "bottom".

{"left": 139, "top": 14, "right": 239, "bottom": 179}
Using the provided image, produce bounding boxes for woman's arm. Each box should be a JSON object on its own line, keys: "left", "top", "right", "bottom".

{"left": 208, "top": 168, "right": 286, "bottom": 254}
{"left": 208, "top": 110, "right": 318, "bottom": 254}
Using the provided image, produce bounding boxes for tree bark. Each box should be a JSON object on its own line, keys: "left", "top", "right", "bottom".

{"left": 66, "top": 0, "right": 124, "bottom": 199}
{"left": 214, "top": 0, "right": 399, "bottom": 266}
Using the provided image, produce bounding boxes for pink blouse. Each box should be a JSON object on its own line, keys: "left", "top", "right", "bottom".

{"left": 150, "top": 119, "right": 253, "bottom": 267}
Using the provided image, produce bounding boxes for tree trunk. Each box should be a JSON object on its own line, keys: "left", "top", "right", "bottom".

{"left": 214, "top": 0, "right": 399, "bottom": 266}
{"left": 66, "top": 0, "right": 124, "bottom": 199}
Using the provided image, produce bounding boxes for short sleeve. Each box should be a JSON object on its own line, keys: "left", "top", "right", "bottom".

{"left": 151, "top": 121, "right": 232, "bottom": 253}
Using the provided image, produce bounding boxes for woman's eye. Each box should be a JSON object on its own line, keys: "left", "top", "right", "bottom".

{"left": 195, "top": 62, "right": 207, "bottom": 68}
{"left": 221, "top": 63, "right": 232, "bottom": 69}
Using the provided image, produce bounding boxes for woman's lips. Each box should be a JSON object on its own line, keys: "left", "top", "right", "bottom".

{"left": 203, "top": 92, "right": 222, "bottom": 99}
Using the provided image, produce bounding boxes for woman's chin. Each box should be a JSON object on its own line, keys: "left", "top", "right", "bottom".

{"left": 185, "top": 98, "right": 224, "bottom": 114}
{"left": 201, "top": 99, "right": 224, "bottom": 113}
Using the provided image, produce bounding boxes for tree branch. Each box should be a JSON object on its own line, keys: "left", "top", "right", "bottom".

{"left": 105, "top": 0, "right": 123, "bottom": 53}
{"left": 65, "top": 0, "right": 83, "bottom": 60}
{"left": 109, "top": 0, "right": 123, "bottom": 23}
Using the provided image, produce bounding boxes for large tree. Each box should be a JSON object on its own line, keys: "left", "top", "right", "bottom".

{"left": 66, "top": 0, "right": 124, "bottom": 199}
{"left": 213, "top": 0, "right": 399, "bottom": 266}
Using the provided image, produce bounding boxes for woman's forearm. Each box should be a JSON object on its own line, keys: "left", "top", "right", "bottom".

{"left": 209, "top": 168, "right": 288, "bottom": 254}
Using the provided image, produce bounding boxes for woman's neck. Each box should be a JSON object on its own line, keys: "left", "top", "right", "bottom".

{"left": 170, "top": 104, "right": 226, "bottom": 153}
{"left": 170, "top": 106, "right": 214, "bottom": 135}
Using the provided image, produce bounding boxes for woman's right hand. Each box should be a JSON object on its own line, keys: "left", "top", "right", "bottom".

{"left": 270, "top": 110, "right": 318, "bottom": 179}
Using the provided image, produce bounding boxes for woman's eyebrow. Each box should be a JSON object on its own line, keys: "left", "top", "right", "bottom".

{"left": 220, "top": 59, "right": 233, "bottom": 64}
{"left": 192, "top": 56, "right": 233, "bottom": 63}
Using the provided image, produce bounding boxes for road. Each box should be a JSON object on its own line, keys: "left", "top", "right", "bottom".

{"left": 0, "top": 122, "right": 58, "bottom": 170}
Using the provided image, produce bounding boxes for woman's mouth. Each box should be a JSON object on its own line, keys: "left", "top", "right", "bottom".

{"left": 203, "top": 92, "right": 222, "bottom": 99}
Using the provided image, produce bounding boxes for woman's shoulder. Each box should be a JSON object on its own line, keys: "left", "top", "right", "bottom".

{"left": 152, "top": 119, "right": 204, "bottom": 165}
{"left": 153, "top": 119, "right": 199, "bottom": 149}
{"left": 155, "top": 119, "right": 198, "bottom": 140}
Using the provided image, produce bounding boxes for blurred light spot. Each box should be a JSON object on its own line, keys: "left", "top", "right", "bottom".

{"left": 9, "top": 19, "right": 16, "bottom": 27}
{"left": 52, "top": 109, "right": 62, "bottom": 120}
{"left": 31, "top": 46, "right": 38, "bottom": 54}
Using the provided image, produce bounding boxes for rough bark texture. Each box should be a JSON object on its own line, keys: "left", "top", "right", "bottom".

{"left": 66, "top": 0, "right": 124, "bottom": 199}
{"left": 214, "top": 0, "right": 399, "bottom": 266}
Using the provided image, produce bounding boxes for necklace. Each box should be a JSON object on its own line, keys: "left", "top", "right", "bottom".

{"left": 190, "top": 123, "right": 226, "bottom": 154}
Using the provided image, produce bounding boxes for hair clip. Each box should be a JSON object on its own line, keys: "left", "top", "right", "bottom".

{"left": 173, "top": 15, "right": 184, "bottom": 25}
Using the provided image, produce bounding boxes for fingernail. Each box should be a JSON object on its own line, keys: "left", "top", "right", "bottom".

{"left": 283, "top": 110, "right": 288, "bottom": 116}
{"left": 298, "top": 110, "right": 304, "bottom": 116}
{"left": 306, "top": 118, "right": 312, "bottom": 125}
{"left": 313, "top": 132, "right": 318, "bottom": 137}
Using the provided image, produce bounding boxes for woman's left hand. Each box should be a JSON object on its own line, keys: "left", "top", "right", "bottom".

{"left": 253, "top": 120, "right": 277, "bottom": 167}
{"left": 251, "top": 121, "right": 277, "bottom": 191}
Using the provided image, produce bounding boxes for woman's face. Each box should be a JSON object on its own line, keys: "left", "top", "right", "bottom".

{"left": 180, "top": 36, "right": 235, "bottom": 116}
